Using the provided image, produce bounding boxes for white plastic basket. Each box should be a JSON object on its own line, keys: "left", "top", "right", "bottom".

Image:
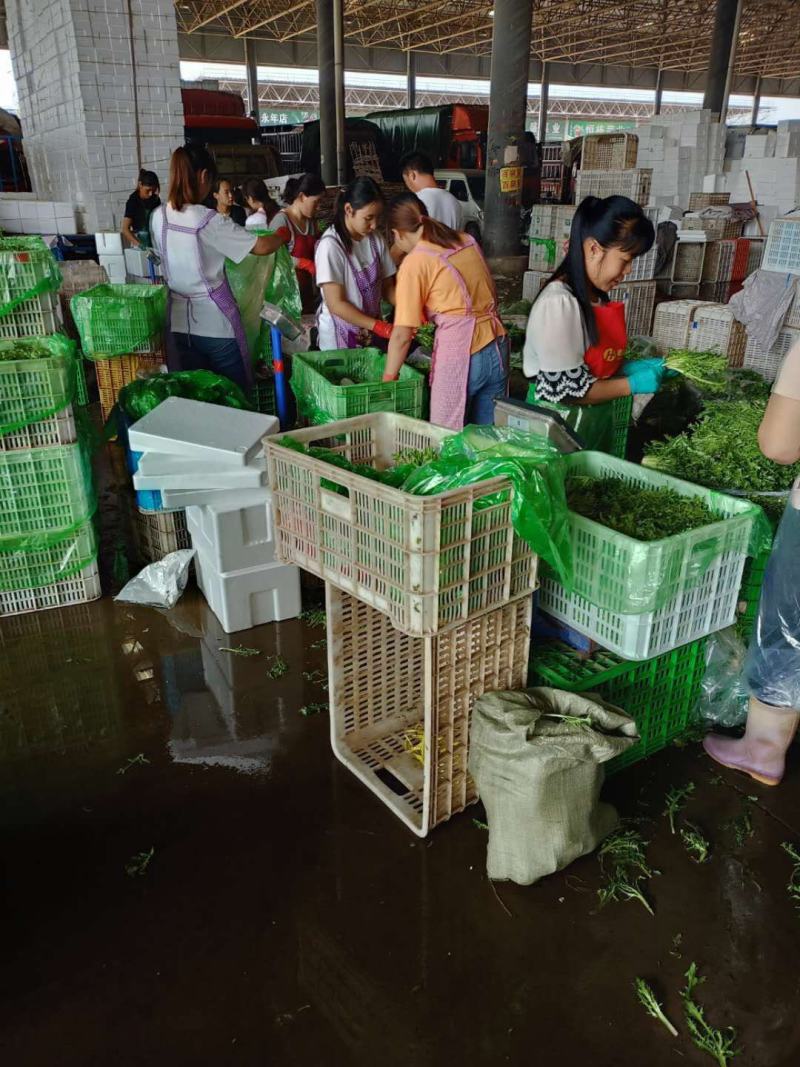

{"left": 582, "top": 133, "right": 638, "bottom": 170}
{"left": 762, "top": 215, "right": 800, "bottom": 276}
{"left": 610, "top": 280, "right": 656, "bottom": 337}
{"left": 701, "top": 240, "right": 736, "bottom": 283}
{"left": 0, "top": 405, "right": 76, "bottom": 452}
{"left": 651, "top": 299, "right": 705, "bottom": 353}
{"left": 265, "top": 413, "right": 539, "bottom": 637}
{"left": 0, "top": 292, "right": 61, "bottom": 340}
{"left": 522, "top": 270, "right": 551, "bottom": 302}
{"left": 0, "top": 561, "right": 101, "bottom": 617}
{"left": 327, "top": 585, "right": 532, "bottom": 837}
{"left": 575, "top": 169, "right": 652, "bottom": 207}
{"left": 672, "top": 240, "right": 707, "bottom": 282}
{"left": 528, "top": 204, "right": 575, "bottom": 240}
{"left": 784, "top": 279, "right": 800, "bottom": 329}
{"left": 690, "top": 305, "right": 747, "bottom": 367}
{"left": 538, "top": 549, "right": 746, "bottom": 660}
{"left": 744, "top": 326, "right": 800, "bottom": 381}
{"left": 528, "top": 237, "right": 559, "bottom": 272}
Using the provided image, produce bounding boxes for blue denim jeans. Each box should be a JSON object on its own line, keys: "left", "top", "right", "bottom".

{"left": 466, "top": 336, "right": 509, "bottom": 425}
{"left": 172, "top": 332, "right": 247, "bottom": 392}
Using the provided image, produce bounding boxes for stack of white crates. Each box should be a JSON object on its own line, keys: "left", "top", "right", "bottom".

{"left": 525, "top": 205, "right": 574, "bottom": 289}
{"left": 0, "top": 196, "right": 81, "bottom": 235}
{"left": 635, "top": 109, "right": 726, "bottom": 210}
{"left": 128, "top": 397, "right": 301, "bottom": 633}
{"left": 740, "top": 214, "right": 800, "bottom": 381}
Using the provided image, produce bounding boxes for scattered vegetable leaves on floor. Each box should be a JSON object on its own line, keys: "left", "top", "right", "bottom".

{"left": 681, "top": 963, "right": 739, "bottom": 1066}
{"left": 634, "top": 977, "right": 679, "bottom": 1037}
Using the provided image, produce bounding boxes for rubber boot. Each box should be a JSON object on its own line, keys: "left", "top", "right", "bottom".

{"left": 703, "top": 697, "right": 800, "bottom": 786}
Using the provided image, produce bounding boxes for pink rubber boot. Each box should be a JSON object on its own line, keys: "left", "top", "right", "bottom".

{"left": 703, "top": 698, "right": 800, "bottom": 786}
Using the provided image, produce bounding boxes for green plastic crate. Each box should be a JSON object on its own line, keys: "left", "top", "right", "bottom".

{"left": 530, "top": 390, "right": 632, "bottom": 459}
{"left": 70, "top": 283, "right": 166, "bottom": 357}
{"left": 737, "top": 545, "right": 770, "bottom": 640}
{"left": 250, "top": 368, "right": 276, "bottom": 416}
{"left": 550, "top": 451, "right": 761, "bottom": 617}
{"left": 529, "top": 636, "right": 708, "bottom": 773}
{"left": 291, "top": 347, "right": 425, "bottom": 423}
{"left": 0, "top": 441, "right": 95, "bottom": 537}
{"left": 0, "top": 335, "right": 79, "bottom": 433}
{"left": 75, "top": 355, "right": 89, "bottom": 406}
{"left": 0, "top": 238, "right": 63, "bottom": 340}
{"left": 0, "top": 517, "right": 97, "bottom": 592}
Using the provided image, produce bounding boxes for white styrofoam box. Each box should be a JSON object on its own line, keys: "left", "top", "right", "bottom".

{"left": 194, "top": 549, "right": 301, "bottom": 634}
{"left": 186, "top": 496, "right": 276, "bottom": 573}
{"left": 160, "top": 485, "right": 267, "bottom": 509}
{"left": 136, "top": 452, "right": 268, "bottom": 487}
{"left": 128, "top": 399, "right": 279, "bottom": 467}
{"left": 124, "top": 247, "right": 159, "bottom": 277}
{"left": 99, "top": 253, "right": 126, "bottom": 284}
{"left": 95, "top": 232, "right": 123, "bottom": 254}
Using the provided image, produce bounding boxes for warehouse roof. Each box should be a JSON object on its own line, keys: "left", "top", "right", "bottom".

{"left": 176, "top": 0, "right": 800, "bottom": 81}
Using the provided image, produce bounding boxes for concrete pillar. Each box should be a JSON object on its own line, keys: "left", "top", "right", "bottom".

{"left": 536, "top": 62, "right": 549, "bottom": 146}
{"left": 702, "top": 0, "right": 740, "bottom": 116}
{"left": 6, "top": 0, "right": 184, "bottom": 233}
{"left": 750, "top": 75, "right": 762, "bottom": 126}
{"left": 721, "top": 0, "right": 743, "bottom": 121}
{"left": 333, "top": 0, "right": 346, "bottom": 185}
{"left": 483, "top": 0, "right": 534, "bottom": 259}
{"left": 244, "top": 36, "right": 259, "bottom": 123}
{"left": 653, "top": 68, "right": 664, "bottom": 116}
{"left": 406, "top": 50, "right": 417, "bottom": 110}
{"left": 316, "top": 0, "right": 336, "bottom": 185}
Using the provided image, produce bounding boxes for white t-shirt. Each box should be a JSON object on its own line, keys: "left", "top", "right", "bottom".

{"left": 315, "top": 228, "right": 396, "bottom": 350}
{"left": 417, "top": 186, "right": 463, "bottom": 231}
{"left": 246, "top": 209, "right": 268, "bottom": 230}
{"left": 151, "top": 204, "right": 256, "bottom": 338}
{"left": 522, "top": 280, "right": 589, "bottom": 377}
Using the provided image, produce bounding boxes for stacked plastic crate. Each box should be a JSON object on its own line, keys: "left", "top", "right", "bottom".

{"left": 651, "top": 299, "right": 747, "bottom": 367}
{"left": 264, "top": 412, "right": 537, "bottom": 837}
{"left": 58, "top": 260, "right": 109, "bottom": 406}
{"left": 531, "top": 451, "right": 764, "bottom": 769}
{"left": 0, "top": 241, "right": 100, "bottom": 616}
{"left": 523, "top": 205, "right": 574, "bottom": 301}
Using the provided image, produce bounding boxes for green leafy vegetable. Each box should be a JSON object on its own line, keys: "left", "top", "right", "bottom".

{"left": 597, "top": 829, "right": 658, "bottom": 916}
{"left": 634, "top": 978, "right": 679, "bottom": 1037}
{"left": 680, "top": 822, "right": 711, "bottom": 864}
{"left": 267, "top": 655, "right": 289, "bottom": 679}
{"left": 117, "top": 753, "right": 149, "bottom": 776}
{"left": 302, "top": 668, "right": 328, "bottom": 691}
{"left": 300, "top": 608, "right": 326, "bottom": 628}
{"left": 299, "top": 701, "right": 328, "bottom": 717}
{"left": 681, "top": 963, "right": 739, "bottom": 1066}
{"left": 499, "top": 299, "right": 532, "bottom": 316}
{"left": 393, "top": 446, "right": 440, "bottom": 467}
{"left": 218, "top": 645, "right": 261, "bottom": 657}
{"left": 663, "top": 349, "right": 728, "bottom": 388}
{"left": 781, "top": 841, "right": 800, "bottom": 911}
{"left": 664, "top": 782, "right": 696, "bottom": 834}
{"left": 415, "top": 323, "right": 436, "bottom": 351}
{"left": 566, "top": 475, "right": 721, "bottom": 541}
{"left": 125, "top": 846, "right": 155, "bottom": 877}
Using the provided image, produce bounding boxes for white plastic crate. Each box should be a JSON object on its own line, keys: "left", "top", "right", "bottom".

{"left": 0, "top": 292, "right": 61, "bottom": 340}
{"left": 265, "top": 413, "right": 539, "bottom": 637}
{"left": 784, "top": 279, "right": 800, "bottom": 329}
{"left": 744, "top": 326, "right": 800, "bottom": 381}
{"left": 701, "top": 240, "right": 736, "bottom": 283}
{"left": 690, "top": 304, "right": 747, "bottom": 367}
{"left": 0, "top": 562, "right": 101, "bottom": 618}
{"left": 651, "top": 300, "right": 705, "bottom": 353}
{"left": 575, "top": 168, "right": 652, "bottom": 206}
{"left": 522, "top": 270, "right": 551, "bottom": 302}
{"left": 528, "top": 237, "right": 559, "bottom": 272}
{"left": 186, "top": 496, "right": 276, "bottom": 573}
{"left": 528, "top": 204, "right": 574, "bottom": 240}
{"left": 0, "top": 406, "right": 76, "bottom": 452}
{"left": 327, "top": 585, "right": 532, "bottom": 837}
{"left": 194, "top": 547, "right": 301, "bottom": 634}
{"left": 134, "top": 506, "right": 191, "bottom": 563}
{"left": 688, "top": 192, "right": 730, "bottom": 211}
{"left": 745, "top": 238, "right": 765, "bottom": 276}
{"left": 671, "top": 239, "right": 707, "bottom": 282}
{"left": 627, "top": 245, "right": 658, "bottom": 281}
{"left": 582, "top": 133, "right": 638, "bottom": 170}
{"left": 683, "top": 215, "right": 742, "bottom": 241}
{"left": 609, "top": 280, "right": 656, "bottom": 337}
{"left": 762, "top": 215, "right": 800, "bottom": 276}
{"left": 538, "top": 549, "right": 746, "bottom": 660}
{"left": 699, "top": 281, "right": 729, "bottom": 304}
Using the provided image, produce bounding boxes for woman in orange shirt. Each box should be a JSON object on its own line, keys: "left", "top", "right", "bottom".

{"left": 383, "top": 193, "right": 507, "bottom": 429}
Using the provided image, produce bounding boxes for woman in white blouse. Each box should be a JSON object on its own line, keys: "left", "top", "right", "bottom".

{"left": 523, "top": 195, "right": 664, "bottom": 406}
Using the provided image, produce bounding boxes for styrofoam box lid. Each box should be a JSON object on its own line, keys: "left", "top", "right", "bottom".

{"left": 128, "top": 399, "right": 279, "bottom": 466}
{"left": 134, "top": 454, "right": 267, "bottom": 491}
{"left": 161, "top": 486, "right": 270, "bottom": 509}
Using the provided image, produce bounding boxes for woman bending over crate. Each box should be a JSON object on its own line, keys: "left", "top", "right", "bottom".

{"left": 704, "top": 338, "right": 800, "bottom": 786}
{"left": 151, "top": 145, "right": 286, "bottom": 392}
{"left": 523, "top": 196, "right": 661, "bottom": 408}
{"left": 382, "top": 193, "right": 508, "bottom": 429}
{"left": 314, "top": 177, "right": 397, "bottom": 351}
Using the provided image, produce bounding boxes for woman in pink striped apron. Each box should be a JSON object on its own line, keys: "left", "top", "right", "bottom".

{"left": 383, "top": 193, "right": 508, "bottom": 429}
{"left": 315, "top": 177, "right": 397, "bottom": 351}
{"left": 150, "top": 145, "right": 285, "bottom": 392}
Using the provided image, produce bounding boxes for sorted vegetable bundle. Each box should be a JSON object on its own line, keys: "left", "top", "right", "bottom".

{"left": 566, "top": 475, "right": 721, "bottom": 541}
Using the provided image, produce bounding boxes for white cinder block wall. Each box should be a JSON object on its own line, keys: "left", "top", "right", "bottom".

{"left": 6, "top": 0, "right": 184, "bottom": 232}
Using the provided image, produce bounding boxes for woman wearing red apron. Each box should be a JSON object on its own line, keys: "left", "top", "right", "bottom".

{"left": 269, "top": 173, "right": 326, "bottom": 315}
{"left": 383, "top": 193, "right": 508, "bottom": 430}
{"left": 522, "top": 195, "right": 663, "bottom": 414}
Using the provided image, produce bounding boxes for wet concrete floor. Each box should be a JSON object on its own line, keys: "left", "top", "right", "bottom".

{"left": 2, "top": 436, "right": 800, "bottom": 1066}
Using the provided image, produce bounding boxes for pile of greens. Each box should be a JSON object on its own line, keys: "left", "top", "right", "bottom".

{"left": 415, "top": 323, "right": 436, "bottom": 351}
{"left": 566, "top": 474, "right": 721, "bottom": 541}
{"left": 499, "top": 299, "right": 532, "bottom": 317}
{"left": 643, "top": 399, "right": 800, "bottom": 526}
{"left": 278, "top": 435, "right": 437, "bottom": 491}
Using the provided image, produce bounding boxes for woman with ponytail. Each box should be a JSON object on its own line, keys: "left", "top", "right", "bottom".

{"left": 384, "top": 192, "right": 507, "bottom": 429}
{"left": 315, "top": 177, "right": 397, "bottom": 349}
{"left": 150, "top": 145, "right": 281, "bottom": 391}
{"left": 523, "top": 195, "right": 662, "bottom": 407}
{"left": 269, "top": 173, "right": 325, "bottom": 313}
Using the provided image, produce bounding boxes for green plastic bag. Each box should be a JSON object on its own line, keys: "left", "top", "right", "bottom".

{"left": 0, "top": 334, "right": 79, "bottom": 433}
{"left": 0, "top": 236, "right": 62, "bottom": 319}
{"left": 118, "top": 369, "right": 252, "bottom": 422}
{"left": 226, "top": 235, "right": 302, "bottom": 361}
{"left": 401, "top": 425, "right": 573, "bottom": 589}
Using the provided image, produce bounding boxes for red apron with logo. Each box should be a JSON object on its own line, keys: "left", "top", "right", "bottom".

{"left": 583, "top": 301, "right": 627, "bottom": 379}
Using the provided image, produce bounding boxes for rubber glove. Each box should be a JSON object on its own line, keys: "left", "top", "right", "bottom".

{"left": 293, "top": 257, "right": 315, "bottom": 276}
{"left": 371, "top": 320, "right": 393, "bottom": 340}
{"left": 621, "top": 357, "right": 664, "bottom": 376}
{"left": 624, "top": 359, "right": 666, "bottom": 395}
